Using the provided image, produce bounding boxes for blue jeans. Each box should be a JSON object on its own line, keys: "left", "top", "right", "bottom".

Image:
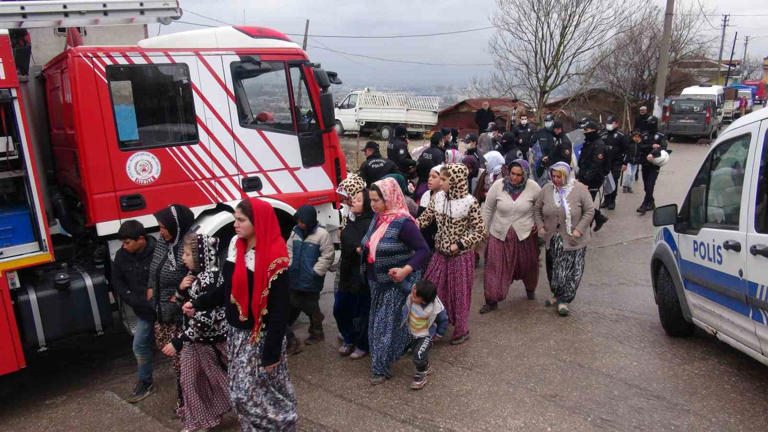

{"left": 133, "top": 317, "right": 155, "bottom": 384}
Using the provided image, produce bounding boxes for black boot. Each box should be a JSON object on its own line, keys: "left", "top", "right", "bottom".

{"left": 594, "top": 213, "right": 609, "bottom": 232}
{"left": 600, "top": 200, "right": 609, "bottom": 209}
{"left": 607, "top": 200, "right": 616, "bottom": 210}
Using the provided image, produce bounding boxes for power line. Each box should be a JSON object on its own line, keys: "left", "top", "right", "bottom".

{"left": 695, "top": 0, "right": 719, "bottom": 30}
{"left": 310, "top": 45, "right": 492, "bottom": 67}
{"left": 183, "top": 9, "right": 233, "bottom": 26}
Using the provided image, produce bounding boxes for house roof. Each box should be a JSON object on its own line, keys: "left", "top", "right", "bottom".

{"left": 439, "top": 98, "right": 528, "bottom": 115}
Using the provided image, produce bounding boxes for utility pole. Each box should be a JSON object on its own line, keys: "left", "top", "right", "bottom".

{"left": 297, "top": 19, "right": 310, "bottom": 115}
{"left": 653, "top": 0, "right": 675, "bottom": 118}
{"left": 717, "top": 14, "right": 729, "bottom": 84}
{"left": 724, "top": 31, "right": 738, "bottom": 87}
{"left": 741, "top": 35, "right": 749, "bottom": 80}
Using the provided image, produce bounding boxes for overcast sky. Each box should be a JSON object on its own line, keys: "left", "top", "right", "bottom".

{"left": 155, "top": 0, "right": 768, "bottom": 89}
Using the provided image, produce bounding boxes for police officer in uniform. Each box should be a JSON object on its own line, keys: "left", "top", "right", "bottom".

{"left": 532, "top": 113, "right": 556, "bottom": 177}
{"left": 387, "top": 125, "right": 414, "bottom": 174}
{"left": 418, "top": 131, "right": 446, "bottom": 170}
{"left": 577, "top": 119, "right": 609, "bottom": 231}
{"left": 548, "top": 121, "right": 573, "bottom": 166}
{"left": 637, "top": 115, "right": 667, "bottom": 214}
{"left": 513, "top": 113, "right": 535, "bottom": 159}
{"left": 359, "top": 141, "right": 399, "bottom": 185}
{"left": 600, "top": 115, "right": 628, "bottom": 210}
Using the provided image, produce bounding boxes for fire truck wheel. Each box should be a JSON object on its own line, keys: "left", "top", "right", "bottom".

{"left": 334, "top": 120, "right": 344, "bottom": 136}
{"left": 379, "top": 125, "right": 393, "bottom": 141}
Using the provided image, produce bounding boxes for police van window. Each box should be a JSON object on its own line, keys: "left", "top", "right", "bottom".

{"left": 231, "top": 60, "right": 294, "bottom": 134}
{"left": 106, "top": 64, "right": 198, "bottom": 150}
{"left": 288, "top": 65, "right": 319, "bottom": 134}
{"left": 755, "top": 136, "right": 768, "bottom": 234}
{"left": 687, "top": 134, "right": 750, "bottom": 230}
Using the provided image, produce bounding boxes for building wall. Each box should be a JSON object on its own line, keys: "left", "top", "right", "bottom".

{"left": 28, "top": 25, "right": 147, "bottom": 68}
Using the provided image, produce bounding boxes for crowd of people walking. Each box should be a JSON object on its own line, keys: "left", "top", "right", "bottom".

{"left": 111, "top": 106, "right": 669, "bottom": 431}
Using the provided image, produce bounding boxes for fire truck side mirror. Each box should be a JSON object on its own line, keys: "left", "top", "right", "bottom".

{"left": 314, "top": 69, "right": 331, "bottom": 91}
{"left": 319, "top": 93, "right": 336, "bottom": 132}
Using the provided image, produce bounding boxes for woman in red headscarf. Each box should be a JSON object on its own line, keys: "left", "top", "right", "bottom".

{"left": 184, "top": 198, "right": 296, "bottom": 431}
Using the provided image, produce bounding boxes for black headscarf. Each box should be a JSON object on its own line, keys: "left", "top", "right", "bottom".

{"left": 153, "top": 204, "right": 194, "bottom": 269}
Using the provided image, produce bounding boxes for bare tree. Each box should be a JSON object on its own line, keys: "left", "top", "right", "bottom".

{"left": 489, "top": 0, "right": 630, "bottom": 120}
{"left": 742, "top": 56, "right": 765, "bottom": 81}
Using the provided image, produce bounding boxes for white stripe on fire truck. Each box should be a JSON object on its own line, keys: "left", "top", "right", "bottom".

{"left": 179, "top": 145, "right": 240, "bottom": 201}
{"left": 165, "top": 147, "right": 219, "bottom": 203}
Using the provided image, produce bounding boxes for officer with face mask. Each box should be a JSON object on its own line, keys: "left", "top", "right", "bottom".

{"left": 577, "top": 119, "right": 609, "bottom": 231}
{"left": 637, "top": 115, "right": 667, "bottom": 214}
{"left": 513, "top": 113, "right": 535, "bottom": 159}
{"left": 548, "top": 120, "right": 573, "bottom": 166}
{"left": 600, "top": 115, "right": 628, "bottom": 210}
{"left": 532, "top": 113, "right": 556, "bottom": 177}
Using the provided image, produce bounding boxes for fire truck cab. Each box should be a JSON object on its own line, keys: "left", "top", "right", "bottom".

{"left": 0, "top": 4, "right": 345, "bottom": 376}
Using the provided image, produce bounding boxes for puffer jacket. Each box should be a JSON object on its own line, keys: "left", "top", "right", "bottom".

{"left": 287, "top": 225, "right": 335, "bottom": 292}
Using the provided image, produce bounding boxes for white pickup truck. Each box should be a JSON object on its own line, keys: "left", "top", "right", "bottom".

{"left": 723, "top": 89, "right": 754, "bottom": 123}
{"left": 334, "top": 89, "right": 440, "bottom": 140}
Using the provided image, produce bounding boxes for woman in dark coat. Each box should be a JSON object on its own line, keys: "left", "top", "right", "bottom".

{"left": 150, "top": 203, "right": 194, "bottom": 408}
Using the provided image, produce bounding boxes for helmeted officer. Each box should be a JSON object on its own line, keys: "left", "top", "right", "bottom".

{"left": 548, "top": 120, "right": 573, "bottom": 166}
{"left": 577, "top": 119, "right": 609, "bottom": 231}
{"left": 358, "top": 141, "right": 399, "bottom": 185}
{"left": 386, "top": 125, "right": 414, "bottom": 174}
{"left": 637, "top": 115, "right": 667, "bottom": 214}
{"left": 600, "top": 115, "right": 629, "bottom": 210}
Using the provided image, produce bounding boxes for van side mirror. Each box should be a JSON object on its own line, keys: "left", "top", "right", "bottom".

{"left": 319, "top": 93, "right": 336, "bottom": 131}
{"left": 653, "top": 204, "right": 679, "bottom": 227}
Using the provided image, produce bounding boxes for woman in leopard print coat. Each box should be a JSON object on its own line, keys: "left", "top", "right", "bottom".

{"left": 417, "top": 164, "right": 486, "bottom": 345}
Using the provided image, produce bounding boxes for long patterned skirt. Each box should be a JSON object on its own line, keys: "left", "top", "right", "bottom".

{"left": 227, "top": 328, "right": 297, "bottom": 432}
{"left": 177, "top": 342, "right": 230, "bottom": 430}
{"left": 154, "top": 322, "right": 182, "bottom": 407}
{"left": 424, "top": 251, "right": 474, "bottom": 339}
{"left": 483, "top": 228, "right": 539, "bottom": 304}
{"left": 548, "top": 234, "right": 587, "bottom": 303}
{"left": 368, "top": 279, "right": 411, "bottom": 378}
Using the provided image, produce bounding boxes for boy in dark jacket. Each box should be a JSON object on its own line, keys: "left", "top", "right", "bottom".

{"left": 112, "top": 220, "right": 157, "bottom": 403}
{"left": 286, "top": 205, "right": 335, "bottom": 349}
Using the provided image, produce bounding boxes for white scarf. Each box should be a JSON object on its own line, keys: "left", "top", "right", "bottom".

{"left": 552, "top": 180, "right": 576, "bottom": 235}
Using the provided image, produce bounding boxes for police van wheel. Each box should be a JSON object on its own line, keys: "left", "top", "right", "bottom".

{"left": 655, "top": 265, "right": 695, "bottom": 337}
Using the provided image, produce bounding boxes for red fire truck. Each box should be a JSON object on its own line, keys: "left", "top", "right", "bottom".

{"left": 0, "top": 2, "right": 346, "bottom": 376}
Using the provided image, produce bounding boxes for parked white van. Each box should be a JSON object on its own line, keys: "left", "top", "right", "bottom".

{"left": 680, "top": 84, "right": 725, "bottom": 129}
{"left": 651, "top": 107, "right": 768, "bottom": 366}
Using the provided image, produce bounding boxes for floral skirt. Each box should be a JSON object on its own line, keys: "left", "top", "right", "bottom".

{"left": 177, "top": 342, "right": 230, "bottom": 430}
{"left": 227, "top": 328, "right": 297, "bottom": 432}
{"left": 483, "top": 228, "right": 539, "bottom": 303}
{"left": 424, "top": 251, "right": 474, "bottom": 339}
{"left": 548, "top": 234, "right": 586, "bottom": 303}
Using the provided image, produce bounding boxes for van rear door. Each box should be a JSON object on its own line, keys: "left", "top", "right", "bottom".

{"left": 746, "top": 120, "right": 768, "bottom": 355}
{"left": 676, "top": 127, "right": 758, "bottom": 352}
{"left": 668, "top": 99, "right": 709, "bottom": 135}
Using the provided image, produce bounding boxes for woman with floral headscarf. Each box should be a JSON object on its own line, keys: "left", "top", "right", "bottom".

{"left": 361, "top": 177, "right": 429, "bottom": 385}
{"left": 184, "top": 198, "right": 296, "bottom": 431}
{"left": 150, "top": 203, "right": 194, "bottom": 408}
{"left": 417, "top": 164, "right": 486, "bottom": 345}
{"left": 473, "top": 150, "right": 505, "bottom": 204}
{"left": 170, "top": 233, "right": 230, "bottom": 432}
{"left": 534, "top": 162, "right": 595, "bottom": 316}
{"left": 480, "top": 159, "right": 542, "bottom": 313}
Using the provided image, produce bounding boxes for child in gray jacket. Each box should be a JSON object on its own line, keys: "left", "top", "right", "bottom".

{"left": 286, "top": 205, "right": 335, "bottom": 351}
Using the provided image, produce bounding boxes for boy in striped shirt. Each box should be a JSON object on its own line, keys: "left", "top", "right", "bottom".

{"left": 404, "top": 280, "right": 448, "bottom": 390}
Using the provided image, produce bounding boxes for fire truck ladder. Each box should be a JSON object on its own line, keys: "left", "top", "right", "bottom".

{"left": 0, "top": 0, "right": 181, "bottom": 29}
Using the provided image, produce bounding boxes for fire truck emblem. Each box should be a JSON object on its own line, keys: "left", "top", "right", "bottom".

{"left": 126, "top": 152, "right": 161, "bottom": 185}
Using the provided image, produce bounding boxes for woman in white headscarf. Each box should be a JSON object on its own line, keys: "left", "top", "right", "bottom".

{"left": 473, "top": 150, "right": 505, "bottom": 204}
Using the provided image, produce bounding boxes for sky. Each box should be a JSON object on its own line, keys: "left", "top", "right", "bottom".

{"left": 153, "top": 0, "right": 768, "bottom": 89}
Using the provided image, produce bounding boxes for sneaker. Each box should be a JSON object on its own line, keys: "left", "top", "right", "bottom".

{"left": 338, "top": 344, "right": 354, "bottom": 356}
{"left": 304, "top": 333, "right": 325, "bottom": 345}
{"left": 478, "top": 303, "right": 498, "bottom": 314}
{"left": 450, "top": 333, "right": 469, "bottom": 345}
{"left": 557, "top": 302, "right": 570, "bottom": 316}
{"left": 544, "top": 297, "right": 558, "bottom": 307}
{"left": 370, "top": 375, "right": 388, "bottom": 386}
{"left": 127, "top": 380, "right": 155, "bottom": 404}
{"left": 410, "top": 373, "right": 428, "bottom": 390}
{"left": 349, "top": 348, "right": 368, "bottom": 359}
{"left": 286, "top": 336, "right": 303, "bottom": 356}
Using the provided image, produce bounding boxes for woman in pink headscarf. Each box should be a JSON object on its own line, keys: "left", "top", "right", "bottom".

{"left": 360, "top": 177, "right": 430, "bottom": 385}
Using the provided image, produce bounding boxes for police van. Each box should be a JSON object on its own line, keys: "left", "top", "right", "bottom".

{"left": 651, "top": 106, "right": 768, "bottom": 366}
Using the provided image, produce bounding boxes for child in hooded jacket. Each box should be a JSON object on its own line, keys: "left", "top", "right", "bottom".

{"left": 403, "top": 280, "right": 448, "bottom": 390}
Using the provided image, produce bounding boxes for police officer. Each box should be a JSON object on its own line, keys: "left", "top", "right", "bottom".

{"left": 358, "top": 141, "right": 399, "bottom": 185}
{"left": 532, "top": 113, "right": 556, "bottom": 177}
{"left": 418, "top": 131, "right": 446, "bottom": 170}
{"left": 637, "top": 115, "right": 667, "bottom": 214}
{"left": 577, "top": 119, "right": 609, "bottom": 231}
{"left": 548, "top": 121, "right": 573, "bottom": 166}
{"left": 600, "top": 115, "right": 628, "bottom": 210}
{"left": 513, "top": 113, "right": 535, "bottom": 159}
{"left": 387, "top": 125, "right": 414, "bottom": 174}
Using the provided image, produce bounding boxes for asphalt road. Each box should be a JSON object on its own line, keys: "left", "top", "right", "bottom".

{"left": 2, "top": 138, "right": 768, "bottom": 432}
